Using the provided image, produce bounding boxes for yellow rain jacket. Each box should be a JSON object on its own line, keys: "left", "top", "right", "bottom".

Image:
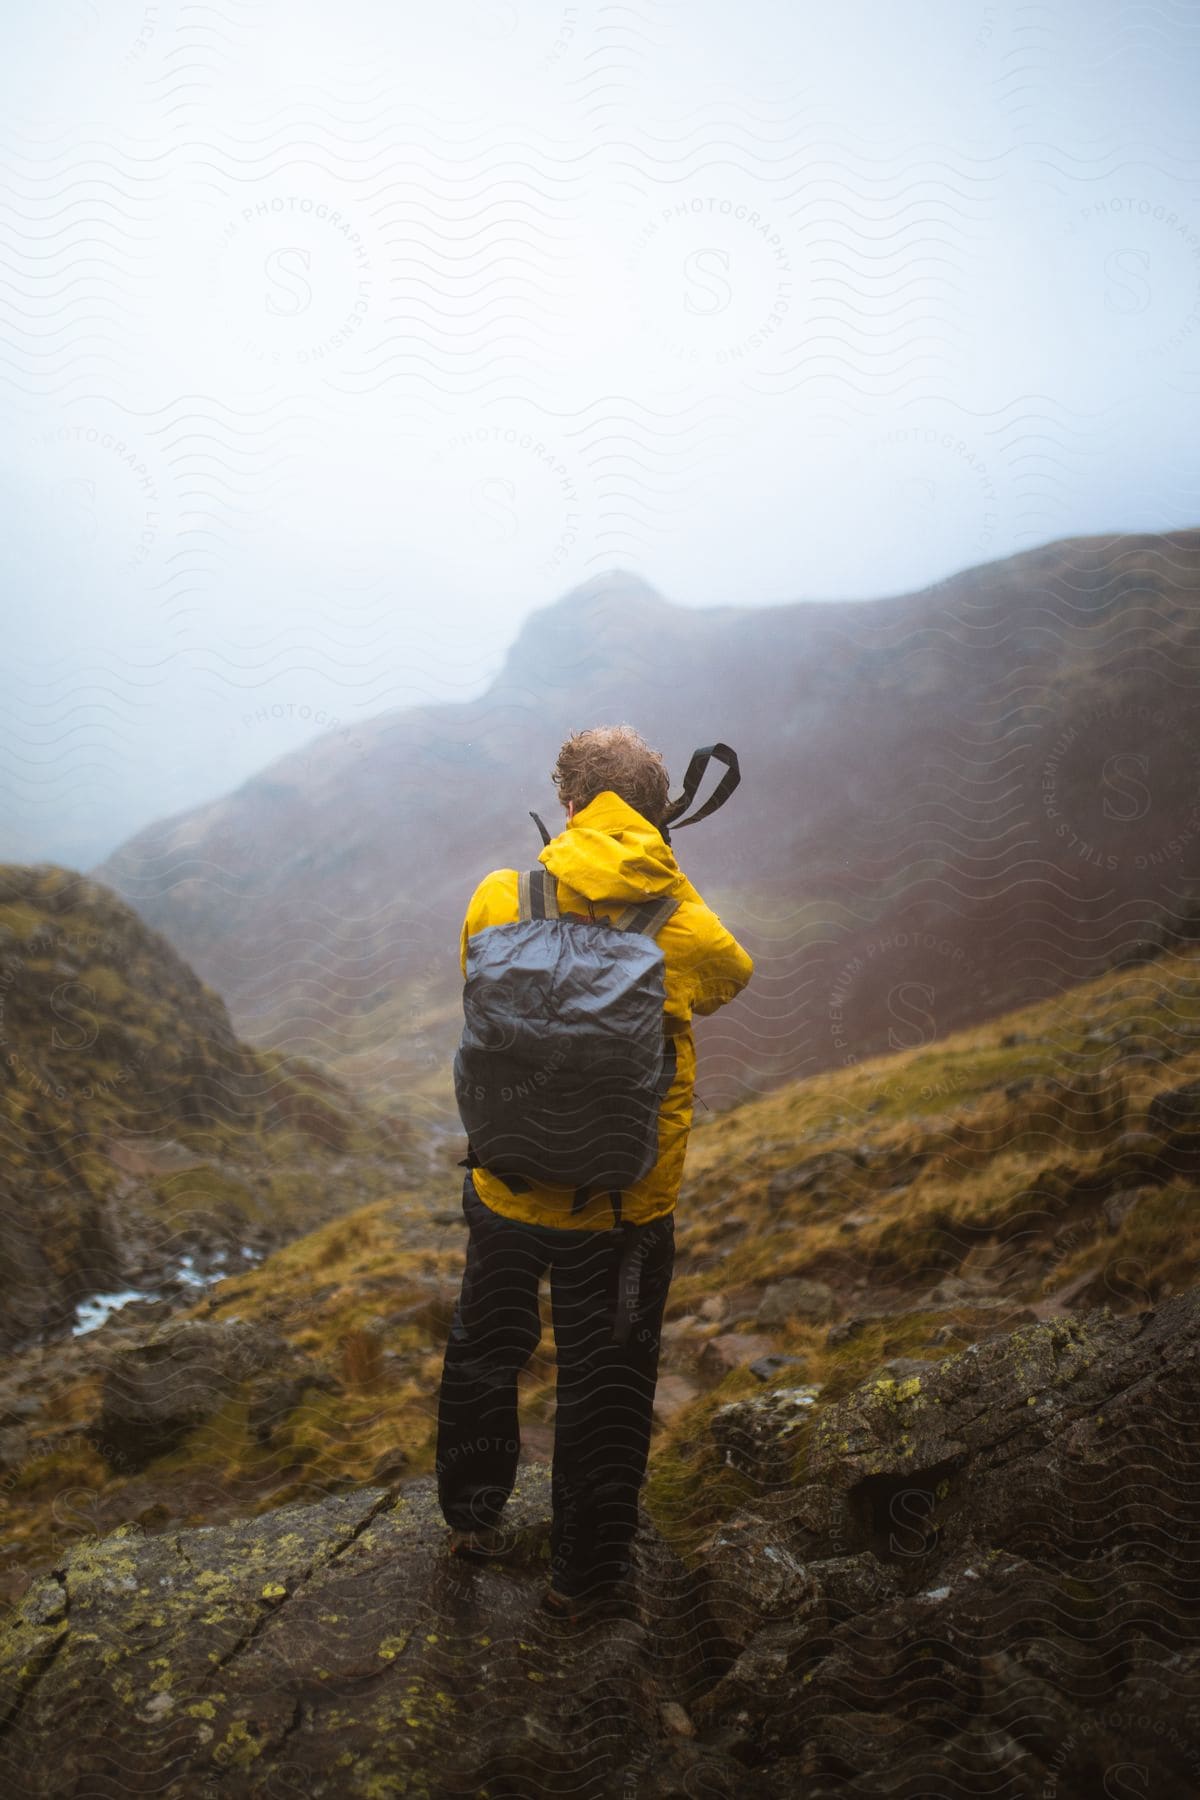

{"left": 458, "top": 789, "right": 754, "bottom": 1230}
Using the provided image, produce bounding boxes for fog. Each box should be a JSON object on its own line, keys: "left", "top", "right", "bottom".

{"left": 2, "top": 0, "right": 1198, "bottom": 867}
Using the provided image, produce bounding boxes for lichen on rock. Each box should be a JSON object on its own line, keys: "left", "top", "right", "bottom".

{"left": 3, "top": 1291, "right": 1200, "bottom": 1798}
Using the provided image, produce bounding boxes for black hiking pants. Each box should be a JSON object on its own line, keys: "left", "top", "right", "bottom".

{"left": 436, "top": 1172, "right": 675, "bottom": 1597}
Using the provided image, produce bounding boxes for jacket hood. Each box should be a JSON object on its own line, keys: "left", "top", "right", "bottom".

{"left": 538, "top": 790, "right": 691, "bottom": 903}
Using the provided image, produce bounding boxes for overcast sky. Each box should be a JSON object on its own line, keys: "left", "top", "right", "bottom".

{"left": 3, "top": 0, "right": 1199, "bottom": 868}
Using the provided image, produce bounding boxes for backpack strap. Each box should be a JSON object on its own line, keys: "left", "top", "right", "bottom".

{"left": 518, "top": 867, "right": 559, "bottom": 921}
{"left": 609, "top": 894, "right": 679, "bottom": 938}
{"left": 520, "top": 870, "right": 674, "bottom": 934}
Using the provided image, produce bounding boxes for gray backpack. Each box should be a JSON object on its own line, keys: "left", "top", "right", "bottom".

{"left": 453, "top": 867, "right": 680, "bottom": 1214}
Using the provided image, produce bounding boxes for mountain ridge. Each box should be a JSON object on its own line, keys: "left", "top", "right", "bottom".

{"left": 92, "top": 527, "right": 1200, "bottom": 1141}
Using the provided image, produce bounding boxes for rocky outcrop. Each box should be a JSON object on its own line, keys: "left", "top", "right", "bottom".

{"left": 686, "top": 1293, "right": 1200, "bottom": 1796}
{"left": 4, "top": 1289, "right": 1200, "bottom": 1797}
{"left": 756, "top": 1278, "right": 838, "bottom": 1327}
{"left": 97, "top": 1319, "right": 296, "bottom": 1470}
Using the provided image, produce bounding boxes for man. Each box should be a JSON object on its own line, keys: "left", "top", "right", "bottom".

{"left": 435, "top": 724, "right": 753, "bottom": 1619}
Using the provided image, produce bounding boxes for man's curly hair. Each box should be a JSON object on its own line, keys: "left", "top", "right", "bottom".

{"left": 552, "top": 725, "right": 671, "bottom": 829}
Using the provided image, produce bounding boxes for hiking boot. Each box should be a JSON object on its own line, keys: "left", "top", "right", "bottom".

{"left": 446, "top": 1524, "right": 509, "bottom": 1561}
{"left": 539, "top": 1572, "right": 637, "bottom": 1624}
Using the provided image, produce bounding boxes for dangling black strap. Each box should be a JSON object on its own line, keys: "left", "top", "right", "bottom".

{"left": 661, "top": 743, "right": 740, "bottom": 838}
{"left": 570, "top": 1183, "right": 624, "bottom": 1217}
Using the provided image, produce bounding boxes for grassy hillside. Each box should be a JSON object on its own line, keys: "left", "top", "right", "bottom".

{"left": 2, "top": 929, "right": 1197, "bottom": 1603}
{"left": 0, "top": 863, "right": 416, "bottom": 1349}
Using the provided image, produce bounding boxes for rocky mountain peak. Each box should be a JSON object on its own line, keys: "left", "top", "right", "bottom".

{"left": 493, "top": 569, "right": 679, "bottom": 696}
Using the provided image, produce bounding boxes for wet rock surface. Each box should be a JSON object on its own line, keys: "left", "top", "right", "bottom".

{"left": 0, "top": 1467, "right": 720, "bottom": 1800}
{"left": 689, "top": 1293, "right": 1200, "bottom": 1797}
{"left": 3, "top": 1290, "right": 1200, "bottom": 1797}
